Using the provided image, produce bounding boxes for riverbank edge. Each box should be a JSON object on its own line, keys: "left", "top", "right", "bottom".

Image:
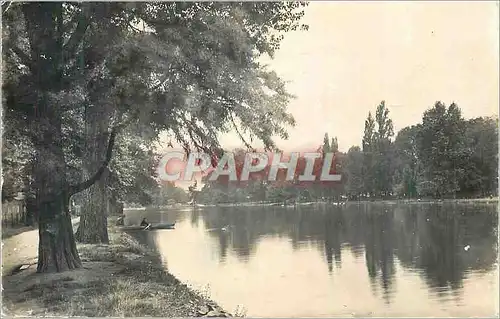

{"left": 123, "top": 197, "right": 499, "bottom": 210}
{"left": 5, "top": 198, "right": 496, "bottom": 238}
{"left": 2, "top": 217, "right": 236, "bottom": 317}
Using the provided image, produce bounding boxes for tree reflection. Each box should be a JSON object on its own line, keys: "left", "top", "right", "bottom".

{"left": 190, "top": 202, "right": 497, "bottom": 303}
{"left": 362, "top": 205, "right": 397, "bottom": 304}
{"left": 394, "top": 204, "right": 498, "bottom": 293}
{"left": 190, "top": 208, "right": 200, "bottom": 227}
{"left": 324, "top": 207, "right": 344, "bottom": 272}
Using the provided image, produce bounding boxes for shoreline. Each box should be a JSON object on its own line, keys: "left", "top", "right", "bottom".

{"left": 123, "top": 197, "right": 499, "bottom": 210}
{"left": 2, "top": 217, "right": 234, "bottom": 317}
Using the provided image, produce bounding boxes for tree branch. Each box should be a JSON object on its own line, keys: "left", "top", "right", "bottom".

{"left": 68, "top": 126, "right": 118, "bottom": 196}
{"left": 67, "top": 108, "right": 139, "bottom": 196}
{"left": 9, "top": 46, "right": 33, "bottom": 71}
{"left": 128, "top": 22, "right": 143, "bottom": 33}
{"left": 63, "top": 3, "right": 92, "bottom": 60}
{"left": 229, "top": 112, "right": 254, "bottom": 151}
{"left": 2, "top": 1, "right": 14, "bottom": 15}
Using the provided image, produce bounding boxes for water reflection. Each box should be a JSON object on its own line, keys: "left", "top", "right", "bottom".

{"left": 196, "top": 203, "right": 497, "bottom": 301}
{"left": 126, "top": 203, "right": 498, "bottom": 316}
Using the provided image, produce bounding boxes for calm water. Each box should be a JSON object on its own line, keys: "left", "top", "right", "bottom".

{"left": 125, "top": 203, "right": 498, "bottom": 317}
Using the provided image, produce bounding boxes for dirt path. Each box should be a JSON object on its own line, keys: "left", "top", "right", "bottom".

{"left": 2, "top": 217, "right": 80, "bottom": 274}
{"left": 2, "top": 218, "right": 232, "bottom": 317}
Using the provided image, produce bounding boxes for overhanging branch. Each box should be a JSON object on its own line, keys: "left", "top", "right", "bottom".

{"left": 229, "top": 112, "right": 254, "bottom": 151}
{"left": 67, "top": 109, "right": 140, "bottom": 196}
{"left": 68, "top": 125, "right": 118, "bottom": 196}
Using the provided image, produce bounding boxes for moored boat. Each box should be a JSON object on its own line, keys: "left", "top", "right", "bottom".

{"left": 119, "top": 222, "right": 176, "bottom": 231}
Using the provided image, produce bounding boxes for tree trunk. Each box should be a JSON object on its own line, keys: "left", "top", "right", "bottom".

{"left": 108, "top": 196, "right": 124, "bottom": 215}
{"left": 35, "top": 119, "right": 118, "bottom": 270}
{"left": 33, "top": 118, "right": 83, "bottom": 272}
{"left": 75, "top": 101, "right": 112, "bottom": 244}
{"left": 21, "top": 2, "right": 115, "bottom": 272}
{"left": 37, "top": 198, "right": 82, "bottom": 272}
{"left": 75, "top": 170, "right": 110, "bottom": 244}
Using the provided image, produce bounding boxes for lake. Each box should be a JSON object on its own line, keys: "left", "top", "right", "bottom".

{"left": 124, "top": 202, "right": 498, "bottom": 317}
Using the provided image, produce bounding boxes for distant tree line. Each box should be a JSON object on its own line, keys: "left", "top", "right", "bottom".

{"left": 150, "top": 182, "right": 189, "bottom": 207}
{"left": 197, "top": 101, "right": 498, "bottom": 204}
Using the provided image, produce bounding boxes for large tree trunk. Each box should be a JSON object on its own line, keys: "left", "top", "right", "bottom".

{"left": 33, "top": 119, "right": 83, "bottom": 273}
{"left": 75, "top": 170, "right": 110, "bottom": 244}
{"left": 75, "top": 103, "right": 112, "bottom": 244}
{"left": 35, "top": 119, "right": 118, "bottom": 270}
{"left": 37, "top": 198, "right": 82, "bottom": 272}
{"left": 20, "top": 2, "right": 115, "bottom": 272}
{"left": 18, "top": 2, "right": 84, "bottom": 273}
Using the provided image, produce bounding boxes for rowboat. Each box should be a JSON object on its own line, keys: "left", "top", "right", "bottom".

{"left": 119, "top": 222, "right": 176, "bottom": 231}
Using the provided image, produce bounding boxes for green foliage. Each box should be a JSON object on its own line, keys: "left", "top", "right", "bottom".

{"left": 330, "top": 137, "right": 339, "bottom": 153}
{"left": 196, "top": 102, "right": 497, "bottom": 203}
{"left": 3, "top": 1, "right": 496, "bottom": 224}
{"left": 461, "top": 117, "right": 498, "bottom": 196}
{"left": 107, "top": 132, "right": 159, "bottom": 206}
{"left": 361, "top": 101, "right": 395, "bottom": 197}
{"left": 198, "top": 184, "right": 227, "bottom": 204}
{"left": 2, "top": 1, "right": 309, "bottom": 205}
{"left": 322, "top": 133, "right": 330, "bottom": 155}
{"left": 1, "top": 113, "right": 35, "bottom": 201}
{"left": 362, "top": 112, "right": 376, "bottom": 196}
{"left": 416, "top": 102, "right": 467, "bottom": 197}
{"left": 393, "top": 125, "right": 420, "bottom": 198}
{"left": 152, "top": 182, "right": 188, "bottom": 206}
{"left": 345, "top": 146, "right": 364, "bottom": 198}
{"left": 2, "top": 2, "right": 310, "bottom": 265}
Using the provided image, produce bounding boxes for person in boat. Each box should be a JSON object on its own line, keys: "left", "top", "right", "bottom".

{"left": 115, "top": 214, "right": 125, "bottom": 226}
{"left": 140, "top": 217, "right": 151, "bottom": 229}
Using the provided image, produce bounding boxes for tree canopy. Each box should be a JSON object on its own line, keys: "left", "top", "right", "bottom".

{"left": 2, "top": 1, "right": 309, "bottom": 272}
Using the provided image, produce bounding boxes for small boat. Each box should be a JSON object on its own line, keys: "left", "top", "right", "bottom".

{"left": 119, "top": 222, "right": 176, "bottom": 231}
{"left": 151, "top": 222, "right": 176, "bottom": 230}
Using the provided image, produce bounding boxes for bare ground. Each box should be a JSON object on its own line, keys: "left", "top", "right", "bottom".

{"left": 1, "top": 225, "right": 37, "bottom": 240}
{"left": 2, "top": 218, "right": 234, "bottom": 317}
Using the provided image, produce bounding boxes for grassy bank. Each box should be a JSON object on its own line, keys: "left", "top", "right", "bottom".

{"left": 2, "top": 219, "right": 236, "bottom": 317}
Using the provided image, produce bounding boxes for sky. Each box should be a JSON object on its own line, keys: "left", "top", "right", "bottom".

{"left": 213, "top": 1, "right": 499, "bottom": 153}
{"left": 157, "top": 1, "right": 498, "bottom": 188}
